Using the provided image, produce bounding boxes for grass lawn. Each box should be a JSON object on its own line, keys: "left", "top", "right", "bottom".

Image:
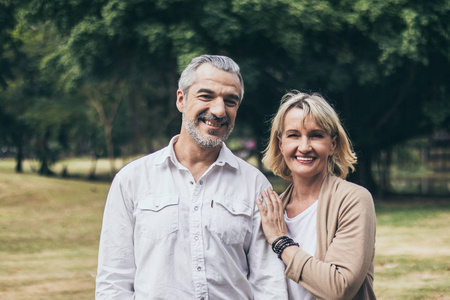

{"left": 374, "top": 201, "right": 450, "bottom": 299}
{"left": 0, "top": 164, "right": 110, "bottom": 299}
{"left": 0, "top": 158, "right": 449, "bottom": 299}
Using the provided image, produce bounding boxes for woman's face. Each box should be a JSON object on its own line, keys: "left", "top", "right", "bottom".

{"left": 278, "top": 107, "right": 336, "bottom": 182}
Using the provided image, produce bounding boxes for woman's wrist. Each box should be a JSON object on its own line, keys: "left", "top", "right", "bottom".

{"left": 277, "top": 241, "right": 299, "bottom": 259}
{"left": 271, "top": 236, "right": 288, "bottom": 249}
{"left": 271, "top": 236, "right": 299, "bottom": 259}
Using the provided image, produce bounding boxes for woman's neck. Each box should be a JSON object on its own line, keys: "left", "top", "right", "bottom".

{"left": 285, "top": 173, "right": 327, "bottom": 218}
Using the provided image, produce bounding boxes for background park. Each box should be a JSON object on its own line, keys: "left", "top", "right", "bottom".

{"left": 0, "top": 0, "right": 449, "bottom": 299}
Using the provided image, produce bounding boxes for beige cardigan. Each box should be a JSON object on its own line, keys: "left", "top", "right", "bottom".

{"left": 281, "top": 174, "right": 376, "bottom": 300}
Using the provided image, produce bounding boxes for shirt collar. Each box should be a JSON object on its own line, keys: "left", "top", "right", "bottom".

{"left": 155, "top": 135, "right": 239, "bottom": 170}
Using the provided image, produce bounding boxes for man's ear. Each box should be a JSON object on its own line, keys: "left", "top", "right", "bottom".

{"left": 176, "top": 90, "right": 185, "bottom": 113}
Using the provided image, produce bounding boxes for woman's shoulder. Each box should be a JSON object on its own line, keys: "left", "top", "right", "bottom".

{"left": 325, "top": 175, "right": 373, "bottom": 204}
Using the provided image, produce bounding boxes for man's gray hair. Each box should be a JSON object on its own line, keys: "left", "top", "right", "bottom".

{"left": 178, "top": 55, "right": 244, "bottom": 103}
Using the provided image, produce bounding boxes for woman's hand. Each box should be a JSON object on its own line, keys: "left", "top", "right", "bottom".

{"left": 256, "top": 188, "right": 288, "bottom": 245}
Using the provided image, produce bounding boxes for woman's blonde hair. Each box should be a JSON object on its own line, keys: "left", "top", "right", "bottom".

{"left": 262, "top": 91, "right": 357, "bottom": 180}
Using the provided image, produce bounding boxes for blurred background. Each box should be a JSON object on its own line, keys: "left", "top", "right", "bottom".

{"left": 1, "top": 0, "right": 449, "bottom": 197}
{"left": 0, "top": 1, "right": 449, "bottom": 299}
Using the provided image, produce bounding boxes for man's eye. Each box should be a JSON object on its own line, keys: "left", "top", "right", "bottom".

{"left": 225, "top": 100, "right": 238, "bottom": 107}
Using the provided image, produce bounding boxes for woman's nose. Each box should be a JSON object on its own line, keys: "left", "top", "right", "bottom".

{"left": 298, "top": 137, "right": 312, "bottom": 152}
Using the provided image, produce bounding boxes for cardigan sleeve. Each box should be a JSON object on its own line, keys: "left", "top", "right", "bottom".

{"left": 284, "top": 183, "right": 376, "bottom": 300}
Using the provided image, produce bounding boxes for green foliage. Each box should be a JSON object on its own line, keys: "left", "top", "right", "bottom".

{"left": 1, "top": 0, "right": 450, "bottom": 188}
{"left": 0, "top": 0, "right": 18, "bottom": 88}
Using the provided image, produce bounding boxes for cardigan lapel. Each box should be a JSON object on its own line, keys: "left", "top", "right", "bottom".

{"left": 279, "top": 174, "right": 339, "bottom": 260}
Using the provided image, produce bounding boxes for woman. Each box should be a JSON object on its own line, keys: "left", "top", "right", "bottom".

{"left": 256, "top": 91, "right": 376, "bottom": 300}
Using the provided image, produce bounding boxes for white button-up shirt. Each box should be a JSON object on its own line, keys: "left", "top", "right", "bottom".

{"left": 96, "top": 136, "right": 288, "bottom": 299}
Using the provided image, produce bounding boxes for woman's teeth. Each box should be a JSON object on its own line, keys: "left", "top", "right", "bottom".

{"left": 296, "top": 157, "right": 313, "bottom": 161}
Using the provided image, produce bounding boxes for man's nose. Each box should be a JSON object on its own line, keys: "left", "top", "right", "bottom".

{"left": 209, "top": 98, "right": 226, "bottom": 118}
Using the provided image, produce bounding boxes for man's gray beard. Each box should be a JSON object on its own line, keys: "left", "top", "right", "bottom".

{"left": 182, "top": 113, "right": 234, "bottom": 148}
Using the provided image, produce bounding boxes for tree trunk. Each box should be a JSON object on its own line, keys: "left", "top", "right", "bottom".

{"left": 377, "top": 147, "right": 392, "bottom": 198}
{"left": 348, "top": 147, "right": 378, "bottom": 195}
{"left": 15, "top": 140, "right": 23, "bottom": 173}
{"left": 37, "top": 133, "right": 53, "bottom": 176}
{"left": 84, "top": 81, "right": 124, "bottom": 177}
{"left": 88, "top": 152, "right": 98, "bottom": 179}
{"left": 104, "top": 122, "right": 116, "bottom": 175}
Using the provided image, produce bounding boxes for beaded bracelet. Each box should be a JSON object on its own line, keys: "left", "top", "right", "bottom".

{"left": 277, "top": 242, "right": 299, "bottom": 260}
{"left": 272, "top": 236, "right": 294, "bottom": 254}
{"left": 274, "top": 237, "right": 294, "bottom": 254}
{"left": 271, "top": 236, "right": 289, "bottom": 252}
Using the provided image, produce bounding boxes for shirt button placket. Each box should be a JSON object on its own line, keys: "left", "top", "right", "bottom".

{"left": 190, "top": 180, "right": 208, "bottom": 299}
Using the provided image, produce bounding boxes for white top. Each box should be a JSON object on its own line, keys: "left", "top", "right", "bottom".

{"left": 96, "top": 135, "right": 288, "bottom": 300}
{"left": 284, "top": 200, "right": 318, "bottom": 300}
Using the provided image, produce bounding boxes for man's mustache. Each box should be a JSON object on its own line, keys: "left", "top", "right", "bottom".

{"left": 197, "top": 112, "right": 230, "bottom": 126}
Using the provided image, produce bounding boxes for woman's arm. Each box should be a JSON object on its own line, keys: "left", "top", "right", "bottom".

{"left": 258, "top": 187, "right": 376, "bottom": 300}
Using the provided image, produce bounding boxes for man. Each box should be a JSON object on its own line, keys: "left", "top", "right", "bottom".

{"left": 96, "top": 55, "right": 288, "bottom": 299}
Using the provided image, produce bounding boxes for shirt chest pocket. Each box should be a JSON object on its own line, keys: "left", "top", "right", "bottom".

{"left": 137, "top": 194, "right": 179, "bottom": 240}
{"left": 209, "top": 197, "right": 252, "bottom": 245}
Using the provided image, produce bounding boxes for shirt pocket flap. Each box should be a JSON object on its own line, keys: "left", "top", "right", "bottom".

{"left": 214, "top": 197, "right": 252, "bottom": 216}
{"left": 138, "top": 194, "right": 179, "bottom": 212}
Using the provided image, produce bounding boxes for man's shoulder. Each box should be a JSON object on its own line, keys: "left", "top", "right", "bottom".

{"left": 237, "top": 156, "right": 262, "bottom": 173}
{"left": 118, "top": 146, "right": 168, "bottom": 176}
{"left": 225, "top": 151, "right": 269, "bottom": 183}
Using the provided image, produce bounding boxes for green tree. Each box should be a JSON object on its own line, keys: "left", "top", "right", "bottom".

{"left": 14, "top": 0, "right": 450, "bottom": 194}
{"left": 0, "top": 0, "right": 17, "bottom": 88}
{"left": 226, "top": 0, "right": 450, "bottom": 194}
{"left": 21, "top": 0, "right": 191, "bottom": 175}
{"left": 2, "top": 15, "right": 96, "bottom": 175}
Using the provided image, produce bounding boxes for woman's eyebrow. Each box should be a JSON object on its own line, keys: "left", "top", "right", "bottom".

{"left": 285, "top": 129, "right": 300, "bottom": 133}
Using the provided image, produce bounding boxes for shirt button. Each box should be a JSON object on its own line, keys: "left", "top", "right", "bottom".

{"left": 199, "top": 180, "right": 203, "bottom": 185}
{"left": 197, "top": 266, "right": 201, "bottom": 271}
{"left": 194, "top": 206, "right": 198, "bottom": 211}
{"left": 194, "top": 236, "right": 199, "bottom": 241}
{"left": 190, "top": 181, "right": 194, "bottom": 185}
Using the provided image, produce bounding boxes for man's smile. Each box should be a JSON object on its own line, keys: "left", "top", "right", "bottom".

{"left": 197, "top": 112, "right": 230, "bottom": 129}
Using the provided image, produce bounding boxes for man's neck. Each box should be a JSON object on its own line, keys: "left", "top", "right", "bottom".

{"left": 173, "top": 133, "right": 222, "bottom": 182}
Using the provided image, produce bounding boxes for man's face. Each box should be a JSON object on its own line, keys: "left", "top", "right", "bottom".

{"left": 177, "top": 64, "right": 241, "bottom": 148}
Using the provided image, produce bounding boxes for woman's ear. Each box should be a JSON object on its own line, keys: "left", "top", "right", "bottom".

{"left": 278, "top": 134, "right": 283, "bottom": 155}
{"left": 329, "top": 135, "right": 337, "bottom": 156}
